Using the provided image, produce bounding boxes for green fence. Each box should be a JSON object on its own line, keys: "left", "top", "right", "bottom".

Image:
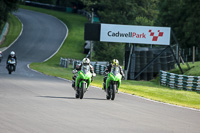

{"left": 160, "top": 70, "right": 200, "bottom": 91}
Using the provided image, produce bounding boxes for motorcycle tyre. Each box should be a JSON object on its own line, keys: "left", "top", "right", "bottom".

{"left": 111, "top": 84, "right": 116, "bottom": 100}
{"left": 75, "top": 88, "right": 79, "bottom": 99}
{"left": 8, "top": 65, "right": 13, "bottom": 74}
{"left": 106, "top": 87, "right": 111, "bottom": 100}
{"left": 79, "top": 83, "right": 85, "bottom": 99}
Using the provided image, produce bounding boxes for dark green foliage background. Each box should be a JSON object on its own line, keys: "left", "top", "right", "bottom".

{"left": 0, "top": 0, "right": 18, "bottom": 32}
{"left": 1, "top": 0, "right": 199, "bottom": 62}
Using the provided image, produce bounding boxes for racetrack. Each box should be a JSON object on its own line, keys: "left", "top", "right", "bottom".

{"left": 0, "top": 9, "right": 200, "bottom": 133}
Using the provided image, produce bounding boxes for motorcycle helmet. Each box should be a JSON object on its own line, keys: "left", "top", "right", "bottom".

{"left": 10, "top": 51, "right": 15, "bottom": 57}
{"left": 82, "top": 58, "right": 90, "bottom": 66}
{"left": 112, "top": 59, "right": 119, "bottom": 67}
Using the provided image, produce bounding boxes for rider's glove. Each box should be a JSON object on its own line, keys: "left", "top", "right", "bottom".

{"left": 93, "top": 73, "right": 96, "bottom": 77}
{"left": 72, "top": 70, "right": 77, "bottom": 74}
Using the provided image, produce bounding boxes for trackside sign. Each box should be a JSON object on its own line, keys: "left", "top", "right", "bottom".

{"left": 100, "top": 24, "right": 171, "bottom": 45}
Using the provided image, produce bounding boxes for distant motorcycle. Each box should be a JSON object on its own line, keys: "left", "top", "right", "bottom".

{"left": 7, "top": 58, "right": 16, "bottom": 74}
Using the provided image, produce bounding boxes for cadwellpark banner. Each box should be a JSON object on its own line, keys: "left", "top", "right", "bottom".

{"left": 100, "top": 23, "right": 171, "bottom": 45}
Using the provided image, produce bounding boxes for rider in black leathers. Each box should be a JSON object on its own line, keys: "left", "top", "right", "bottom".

{"left": 6, "top": 51, "right": 17, "bottom": 71}
{"left": 103, "top": 59, "right": 125, "bottom": 90}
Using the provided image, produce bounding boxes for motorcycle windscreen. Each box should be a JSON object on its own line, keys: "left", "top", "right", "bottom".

{"left": 81, "top": 65, "right": 90, "bottom": 74}
{"left": 111, "top": 66, "right": 120, "bottom": 76}
{"left": 8, "top": 58, "right": 16, "bottom": 64}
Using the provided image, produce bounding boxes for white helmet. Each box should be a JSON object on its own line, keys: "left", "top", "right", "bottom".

{"left": 82, "top": 58, "right": 90, "bottom": 66}
{"left": 10, "top": 51, "right": 15, "bottom": 57}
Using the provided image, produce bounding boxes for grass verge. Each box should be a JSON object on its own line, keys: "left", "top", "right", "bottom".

{"left": 0, "top": 13, "right": 22, "bottom": 49}
{"left": 170, "top": 61, "right": 200, "bottom": 76}
{"left": 20, "top": 5, "right": 200, "bottom": 109}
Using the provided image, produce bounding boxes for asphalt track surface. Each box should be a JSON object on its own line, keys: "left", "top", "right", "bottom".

{"left": 0, "top": 9, "right": 200, "bottom": 133}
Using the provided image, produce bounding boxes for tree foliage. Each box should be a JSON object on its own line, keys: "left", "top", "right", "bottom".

{"left": 82, "top": 0, "right": 158, "bottom": 25}
{"left": 82, "top": 0, "right": 159, "bottom": 63}
{"left": 28, "top": 0, "right": 55, "bottom": 4}
{"left": 157, "top": 0, "right": 200, "bottom": 49}
{"left": 30, "top": 0, "right": 84, "bottom": 8}
{"left": 0, "top": 0, "right": 18, "bottom": 31}
{"left": 93, "top": 42, "right": 125, "bottom": 64}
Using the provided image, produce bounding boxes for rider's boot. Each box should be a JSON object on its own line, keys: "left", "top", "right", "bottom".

{"left": 72, "top": 80, "right": 75, "bottom": 88}
{"left": 103, "top": 82, "right": 106, "bottom": 91}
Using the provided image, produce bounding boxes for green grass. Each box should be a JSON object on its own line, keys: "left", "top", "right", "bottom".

{"left": 170, "top": 61, "right": 200, "bottom": 76}
{"left": 0, "top": 13, "right": 22, "bottom": 48}
{"left": 20, "top": 5, "right": 200, "bottom": 109}
{"left": 0, "top": 22, "right": 5, "bottom": 33}
{"left": 120, "top": 80, "right": 200, "bottom": 109}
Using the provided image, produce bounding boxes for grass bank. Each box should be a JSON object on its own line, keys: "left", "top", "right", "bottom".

{"left": 170, "top": 61, "right": 200, "bottom": 76}
{"left": 20, "top": 5, "right": 200, "bottom": 109}
{"left": 0, "top": 13, "right": 22, "bottom": 49}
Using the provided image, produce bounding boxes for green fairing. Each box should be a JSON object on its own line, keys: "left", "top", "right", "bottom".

{"left": 106, "top": 72, "right": 122, "bottom": 89}
{"left": 75, "top": 70, "right": 92, "bottom": 88}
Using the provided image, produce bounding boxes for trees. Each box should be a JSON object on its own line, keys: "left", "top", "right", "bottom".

{"left": 83, "top": 0, "right": 158, "bottom": 25}
{"left": 0, "top": 0, "right": 18, "bottom": 32}
{"left": 82, "top": 0, "right": 159, "bottom": 63}
{"left": 157, "top": 0, "right": 200, "bottom": 49}
{"left": 93, "top": 42, "right": 125, "bottom": 63}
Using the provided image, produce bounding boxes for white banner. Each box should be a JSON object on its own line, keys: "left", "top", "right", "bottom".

{"left": 100, "top": 24, "right": 171, "bottom": 45}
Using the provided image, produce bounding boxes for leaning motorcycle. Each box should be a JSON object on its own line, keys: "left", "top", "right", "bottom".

{"left": 7, "top": 58, "right": 16, "bottom": 74}
{"left": 105, "top": 66, "right": 122, "bottom": 100}
{"left": 72, "top": 65, "right": 96, "bottom": 99}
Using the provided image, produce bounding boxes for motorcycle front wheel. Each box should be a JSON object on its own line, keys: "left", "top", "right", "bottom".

{"left": 80, "top": 83, "right": 85, "bottom": 99}
{"left": 106, "top": 87, "right": 111, "bottom": 100}
{"left": 111, "top": 84, "right": 116, "bottom": 100}
{"left": 8, "top": 65, "right": 13, "bottom": 74}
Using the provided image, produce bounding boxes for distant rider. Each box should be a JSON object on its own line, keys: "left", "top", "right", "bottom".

{"left": 6, "top": 51, "right": 17, "bottom": 71}
{"left": 72, "top": 58, "right": 95, "bottom": 88}
{"left": 103, "top": 59, "right": 125, "bottom": 90}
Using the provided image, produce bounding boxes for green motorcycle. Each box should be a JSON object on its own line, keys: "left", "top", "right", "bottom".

{"left": 73, "top": 65, "right": 96, "bottom": 99}
{"left": 105, "top": 66, "right": 122, "bottom": 100}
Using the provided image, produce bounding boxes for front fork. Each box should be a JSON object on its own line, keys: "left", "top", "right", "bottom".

{"left": 106, "top": 82, "right": 119, "bottom": 94}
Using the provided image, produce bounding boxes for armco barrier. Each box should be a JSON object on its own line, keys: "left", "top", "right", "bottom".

{"left": 0, "top": 23, "right": 9, "bottom": 44}
{"left": 60, "top": 57, "right": 108, "bottom": 75}
{"left": 160, "top": 70, "right": 200, "bottom": 91}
